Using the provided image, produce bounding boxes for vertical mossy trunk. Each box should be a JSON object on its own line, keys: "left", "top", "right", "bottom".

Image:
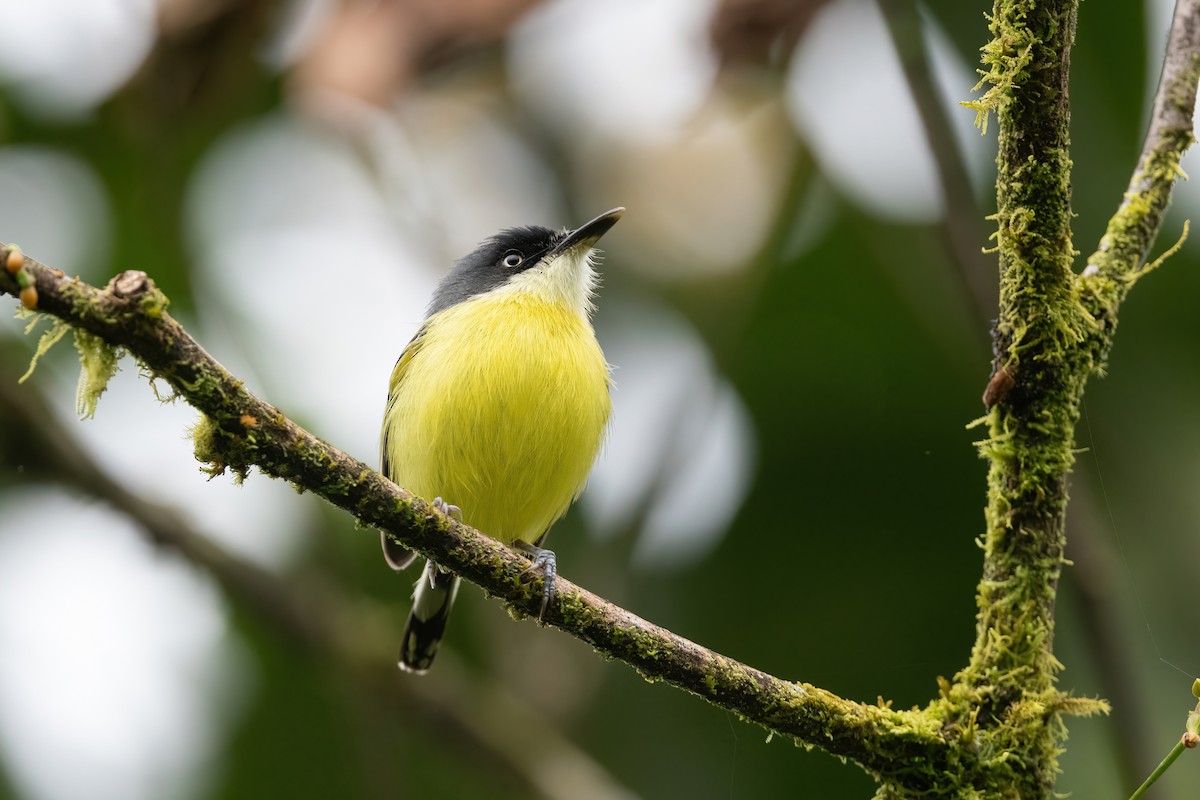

{"left": 956, "top": 0, "right": 1087, "bottom": 796}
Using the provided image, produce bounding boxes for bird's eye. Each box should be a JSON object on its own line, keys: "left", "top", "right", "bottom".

{"left": 502, "top": 252, "right": 524, "bottom": 268}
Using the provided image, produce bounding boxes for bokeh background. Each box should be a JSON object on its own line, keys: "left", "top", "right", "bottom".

{"left": 0, "top": 0, "right": 1197, "bottom": 797}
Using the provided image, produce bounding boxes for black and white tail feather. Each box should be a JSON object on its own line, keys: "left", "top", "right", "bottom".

{"left": 398, "top": 560, "right": 461, "bottom": 674}
{"left": 380, "top": 497, "right": 462, "bottom": 673}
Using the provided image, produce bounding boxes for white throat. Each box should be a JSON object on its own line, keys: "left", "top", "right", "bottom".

{"left": 494, "top": 247, "right": 600, "bottom": 317}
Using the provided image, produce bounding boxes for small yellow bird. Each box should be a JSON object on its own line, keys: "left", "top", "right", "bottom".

{"left": 380, "top": 208, "right": 622, "bottom": 673}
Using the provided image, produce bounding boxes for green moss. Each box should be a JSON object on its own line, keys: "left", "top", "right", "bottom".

{"left": 963, "top": 0, "right": 1039, "bottom": 134}
{"left": 57, "top": 276, "right": 95, "bottom": 323}
{"left": 190, "top": 412, "right": 252, "bottom": 483}
{"left": 138, "top": 362, "right": 179, "bottom": 402}
{"left": 138, "top": 285, "right": 170, "bottom": 319}
{"left": 949, "top": 0, "right": 1088, "bottom": 795}
{"left": 73, "top": 330, "right": 123, "bottom": 419}
{"left": 16, "top": 310, "right": 70, "bottom": 383}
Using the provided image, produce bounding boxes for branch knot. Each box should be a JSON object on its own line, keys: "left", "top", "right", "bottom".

{"left": 109, "top": 270, "right": 150, "bottom": 298}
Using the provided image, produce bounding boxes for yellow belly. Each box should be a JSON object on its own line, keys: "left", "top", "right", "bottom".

{"left": 382, "top": 293, "right": 611, "bottom": 544}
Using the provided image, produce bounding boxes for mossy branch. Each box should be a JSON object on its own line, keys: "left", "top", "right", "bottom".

{"left": 1081, "top": 0, "right": 1200, "bottom": 358}
{"left": 0, "top": 257, "right": 945, "bottom": 782}
{"left": 970, "top": 0, "right": 1080, "bottom": 719}
{"left": 950, "top": 0, "right": 1199, "bottom": 797}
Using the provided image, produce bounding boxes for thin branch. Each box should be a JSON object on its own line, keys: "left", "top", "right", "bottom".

{"left": 0, "top": 258, "right": 945, "bottom": 780}
{"left": 1070, "top": 8, "right": 1200, "bottom": 773}
{"left": 1129, "top": 738, "right": 1189, "bottom": 800}
{"left": 0, "top": 361, "right": 634, "bottom": 800}
{"left": 1082, "top": 0, "right": 1200, "bottom": 318}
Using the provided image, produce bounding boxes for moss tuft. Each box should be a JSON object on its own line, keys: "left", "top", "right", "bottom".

{"left": 138, "top": 285, "right": 170, "bottom": 319}
{"left": 963, "top": 0, "right": 1039, "bottom": 134}
{"left": 16, "top": 310, "right": 71, "bottom": 383}
{"left": 73, "top": 330, "right": 123, "bottom": 419}
{"left": 190, "top": 413, "right": 252, "bottom": 483}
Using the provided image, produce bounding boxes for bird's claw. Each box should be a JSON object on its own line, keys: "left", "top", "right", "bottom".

{"left": 427, "top": 498, "right": 462, "bottom": 589}
{"left": 432, "top": 497, "right": 462, "bottom": 521}
{"left": 514, "top": 540, "right": 556, "bottom": 620}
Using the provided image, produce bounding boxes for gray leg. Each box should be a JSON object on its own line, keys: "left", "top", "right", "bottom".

{"left": 432, "top": 496, "right": 462, "bottom": 520}
{"left": 513, "top": 540, "right": 556, "bottom": 620}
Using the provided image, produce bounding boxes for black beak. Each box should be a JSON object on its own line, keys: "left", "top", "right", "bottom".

{"left": 552, "top": 207, "right": 624, "bottom": 255}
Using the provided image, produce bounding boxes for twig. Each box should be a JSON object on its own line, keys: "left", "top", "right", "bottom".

{"left": 1082, "top": 0, "right": 1200, "bottom": 329}
{"left": 1076, "top": 0, "right": 1200, "bottom": 785}
{"left": 1128, "top": 739, "right": 1187, "bottom": 800}
{"left": 1129, "top": 682, "right": 1200, "bottom": 798}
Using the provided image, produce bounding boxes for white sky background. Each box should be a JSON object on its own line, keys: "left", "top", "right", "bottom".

{"left": 1, "top": 0, "right": 1188, "bottom": 798}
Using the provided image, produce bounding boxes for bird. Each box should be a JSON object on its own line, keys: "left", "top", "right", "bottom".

{"left": 379, "top": 207, "right": 622, "bottom": 673}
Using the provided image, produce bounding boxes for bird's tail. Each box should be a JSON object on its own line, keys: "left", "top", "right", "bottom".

{"left": 399, "top": 560, "right": 460, "bottom": 674}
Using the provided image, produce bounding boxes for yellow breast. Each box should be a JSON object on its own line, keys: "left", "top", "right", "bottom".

{"left": 382, "top": 292, "right": 611, "bottom": 545}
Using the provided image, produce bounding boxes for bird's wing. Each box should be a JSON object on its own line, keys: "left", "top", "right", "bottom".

{"left": 379, "top": 325, "right": 428, "bottom": 572}
{"left": 380, "top": 324, "right": 429, "bottom": 476}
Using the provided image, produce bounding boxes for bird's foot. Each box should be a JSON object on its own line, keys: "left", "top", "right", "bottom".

{"left": 513, "top": 540, "right": 556, "bottom": 621}
{"left": 426, "top": 498, "right": 462, "bottom": 589}
{"left": 432, "top": 497, "right": 462, "bottom": 520}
